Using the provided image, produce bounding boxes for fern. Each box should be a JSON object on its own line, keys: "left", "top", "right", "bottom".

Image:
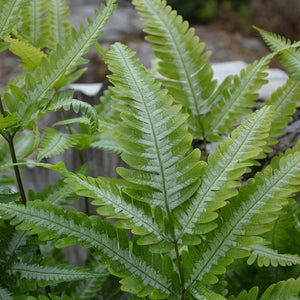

{"left": 46, "top": 0, "right": 73, "bottom": 50}
{"left": 0, "top": 0, "right": 25, "bottom": 40}
{"left": 37, "top": 128, "right": 80, "bottom": 162}
{"left": 202, "top": 54, "right": 272, "bottom": 140}
{"left": 0, "top": 200, "right": 178, "bottom": 298}
{"left": 133, "top": 0, "right": 216, "bottom": 137}
{"left": 184, "top": 150, "right": 300, "bottom": 289}
{"left": 4, "top": 31, "right": 47, "bottom": 72}
{"left": 9, "top": 260, "right": 103, "bottom": 287}
{"left": 106, "top": 42, "right": 204, "bottom": 212}
{"left": 18, "top": 0, "right": 49, "bottom": 48}
{"left": 255, "top": 26, "right": 300, "bottom": 74}
{"left": 246, "top": 244, "right": 300, "bottom": 267}
{"left": 176, "top": 105, "right": 273, "bottom": 244}
{"left": 263, "top": 78, "right": 300, "bottom": 145}
{"left": 0, "top": 286, "right": 13, "bottom": 300}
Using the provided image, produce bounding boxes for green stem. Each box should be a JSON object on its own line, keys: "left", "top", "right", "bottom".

{"left": 0, "top": 100, "right": 27, "bottom": 205}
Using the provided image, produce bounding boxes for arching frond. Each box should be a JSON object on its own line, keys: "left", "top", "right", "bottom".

{"left": 105, "top": 42, "right": 204, "bottom": 213}
{"left": 44, "top": 90, "right": 99, "bottom": 132}
{"left": 18, "top": 0, "right": 48, "bottom": 48}
{"left": 246, "top": 244, "right": 300, "bottom": 267}
{"left": 202, "top": 54, "right": 272, "bottom": 140}
{"left": 9, "top": 261, "right": 102, "bottom": 287}
{"left": 176, "top": 105, "right": 273, "bottom": 244}
{"left": 64, "top": 173, "right": 171, "bottom": 245}
{"left": 263, "top": 78, "right": 300, "bottom": 145}
{"left": 0, "top": 200, "right": 178, "bottom": 298}
{"left": 37, "top": 128, "right": 80, "bottom": 162}
{"left": 255, "top": 26, "right": 300, "bottom": 74}
{"left": 46, "top": 0, "right": 72, "bottom": 50}
{"left": 133, "top": 0, "right": 216, "bottom": 137}
{"left": 185, "top": 150, "right": 300, "bottom": 288}
{"left": 0, "top": 0, "right": 25, "bottom": 40}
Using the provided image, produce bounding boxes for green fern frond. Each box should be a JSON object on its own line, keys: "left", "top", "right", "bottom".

{"left": 176, "top": 105, "right": 273, "bottom": 244}
{"left": 18, "top": 0, "right": 48, "bottom": 48}
{"left": 68, "top": 264, "right": 109, "bottom": 299}
{"left": 227, "top": 287, "right": 259, "bottom": 300}
{"left": 255, "top": 27, "right": 300, "bottom": 74}
{"left": 0, "top": 286, "right": 13, "bottom": 300}
{"left": 96, "top": 87, "right": 120, "bottom": 120}
{"left": 185, "top": 150, "right": 300, "bottom": 287}
{"left": 260, "top": 277, "right": 300, "bottom": 300}
{"left": 190, "top": 284, "right": 226, "bottom": 300}
{"left": 64, "top": 173, "right": 171, "bottom": 245}
{"left": 106, "top": 42, "right": 204, "bottom": 212}
{"left": 44, "top": 90, "right": 99, "bottom": 131}
{"left": 0, "top": 0, "right": 25, "bottom": 40}
{"left": 28, "top": 178, "right": 80, "bottom": 205}
{"left": 46, "top": 0, "right": 72, "bottom": 50}
{"left": 202, "top": 54, "right": 272, "bottom": 139}
{"left": 263, "top": 78, "right": 300, "bottom": 145}
{"left": 4, "top": 32, "right": 47, "bottom": 71}
{"left": 91, "top": 117, "right": 123, "bottom": 153}
{"left": 0, "top": 187, "right": 19, "bottom": 203}
{"left": 133, "top": 0, "right": 216, "bottom": 137}
{"left": 0, "top": 113, "right": 19, "bottom": 131}
{"left": 246, "top": 244, "right": 300, "bottom": 267}
{"left": 9, "top": 261, "right": 102, "bottom": 287}
{"left": 0, "top": 200, "right": 177, "bottom": 298}
{"left": 23, "top": 0, "right": 116, "bottom": 117}
{"left": 37, "top": 128, "right": 80, "bottom": 162}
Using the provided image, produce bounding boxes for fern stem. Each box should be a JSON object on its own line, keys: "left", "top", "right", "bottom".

{"left": 0, "top": 100, "right": 27, "bottom": 205}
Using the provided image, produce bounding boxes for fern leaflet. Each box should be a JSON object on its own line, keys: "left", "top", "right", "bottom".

{"left": 246, "top": 244, "right": 300, "bottom": 267}
{"left": 0, "top": 286, "right": 13, "bottom": 300}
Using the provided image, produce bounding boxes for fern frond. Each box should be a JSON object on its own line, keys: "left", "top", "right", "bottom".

{"left": 0, "top": 200, "right": 177, "bottom": 298}
{"left": 189, "top": 284, "right": 226, "bottom": 300}
{"left": 68, "top": 264, "right": 109, "bottom": 299}
{"left": 106, "top": 42, "right": 204, "bottom": 212}
{"left": 23, "top": 0, "right": 116, "bottom": 119}
{"left": 64, "top": 173, "right": 171, "bottom": 245}
{"left": 0, "top": 186, "right": 19, "bottom": 203}
{"left": 28, "top": 178, "right": 80, "bottom": 205}
{"left": 9, "top": 261, "right": 102, "bottom": 287}
{"left": 133, "top": 0, "right": 216, "bottom": 137}
{"left": 44, "top": 90, "right": 99, "bottom": 132}
{"left": 0, "top": 286, "right": 13, "bottom": 300}
{"left": 185, "top": 150, "right": 300, "bottom": 288}
{"left": 4, "top": 32, "right": 47, "bottom": 71}
{"left": 176, "top": 105, "right": 273, "bottom": 244}
{"left": 260, "top": 277, "right": 300, "bottom": 299}
{"left": 18, "top": 0, "right": 48, "bottom": 48}
{"left": 37, "top": 128, "right": 80, "bottom": 162}
{"left": 246, "top": 244, "right": 300, "bottom": 267}
{"left": 0, "top": 113, "right": 19, "bottom": 131}
{"left": 46, "top": 0, "right": 72, "bottom": 50}
{"left": 0, "top": 0, "right": 25, "bottom": 40}
{"left": 202, "top": 54, "right": 272, "bottom": 139}
{"left": 255, "top": 27, "right": 300, "bottom": 74}
{"left": 263, "top": 78, "right": 300, "bottom": 145}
